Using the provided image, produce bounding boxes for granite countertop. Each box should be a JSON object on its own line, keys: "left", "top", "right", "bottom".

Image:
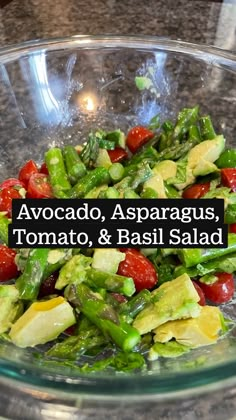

{"left": 0, "top": 1, "right": 236, "bottom": 419}
{"left": 0, "top": 0, "right": 235, "bottom": 52}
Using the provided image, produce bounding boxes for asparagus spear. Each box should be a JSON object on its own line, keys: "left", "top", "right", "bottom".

{"left": 175, "top": 251, "right": 236, "bottom": 278}
{"left": 109, "top": 163, "right": 125, "bottom": 182}
{"left": 119, "top": 289, "right": 151, "bottom": 319}
{"left": 81, "top": 351, "right": 145, "bottom": 372}
{"left": 79, "top": 132, "right": 99, "bottom": 167}
{"left": 172, "top": 106, "right": 199, "bottom": 141}
{"left": 67, "top": 167, "right": 110, "bottom": 198}
{"left": 15, "top": 248, "right": 49, "bottom": 300}
{"left": 116, "top": 162, "right": 152, "bottom": 191}
{"left": 123, "top": 190, "right": 140, "bottom": 199}
{"left": 104, "top": 187, "right": 120, "bottom": 199}
{"left": 66, "top": 283, "right": 141, "bottom": 352}
{"left": 62, "top": 145, "right": 86, "bottom": 184}
{"left": 45, "top": 148, "right": 71, "bottom": 197}
{"left": 85, "top": 268, "right": 135, "bottom": 297}
{"left": 158, "top": 121, "right": 174, "bottom": 152}
{"left": 199, "top": 116, "right": 216, "bottom": 140}
{"left": 47, "top": 325, "right": 108, "bottom": 360}
{"left": 124, "top": 146, "right": 159, "bottom": 169}
{"left": 157, "top": 138, "right": 199, "bottom": 161}
{"left": 178, "top": 233, "right": 236, "bottom": 268}
{"left": 188, "top": 125, "right": 201, "bottom": 143}
{"left": 125, "top": 109, "right": 198, "bottom": 168}
{"left": 0, "top": 213, "right": 10, "bottom": 245}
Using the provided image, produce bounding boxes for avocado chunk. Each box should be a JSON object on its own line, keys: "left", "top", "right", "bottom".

{"left": 9, "top": 296, "right": 76, "bottom": 348}
{"left": 0, "top": 285, "right": 23, "bottom": 334}
{"left": 47, "top": 249, "right": 69, "bottom": 265}
{"left": 153, "top": 305, "right": 222, "bottom": 348}
{"left": 133, "top": 273, "right": 201, "bottom": 335}
{"left": 192, "top": 160, "right": 218, "bottom": 177}
{"left": 175, "top": 135, "right": 225, "bottom": 190}
{"left": 55, "top": 254, "right": 92, "bottom": 290}
{"left": 92, "top": 248, "right": 125, "bottom": 273}
{"left": 143, "top": 172, "right": 167, "bottom": 198}
{"left": 95, "top": 148, "right": 112, "bottom": 169}
{"left": 187, "top": 135, "right": 225, "bottom": 169}
{"left": 153, "top": 160, "right": 177, "bottom": 180}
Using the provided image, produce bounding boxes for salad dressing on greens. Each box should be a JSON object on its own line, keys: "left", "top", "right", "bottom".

{"left": 0, "top": 106, "right": 235, "bottom": 372}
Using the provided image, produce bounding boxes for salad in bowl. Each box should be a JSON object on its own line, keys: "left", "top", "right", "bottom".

{"left": 0, "top": 105, "right": 235, "bottom": 373}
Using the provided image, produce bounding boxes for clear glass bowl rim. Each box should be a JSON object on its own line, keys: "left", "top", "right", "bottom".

{"left": 0, "top": 34, "right": 235, "bottom": 65}
{"left": 0, "top": 34, "right": 236, "bottom": 398}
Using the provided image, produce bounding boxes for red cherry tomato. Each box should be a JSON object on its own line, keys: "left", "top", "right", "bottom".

{"left": 229, "top": 224, "right": 236, "bottom": 234}
{"left": 192, "top": 281, "right": 206, "bottom": 306}
{"left": 18, "top": 160, "right": 39, "bottom": 187}
{"left": 0, "top": 178, "right": 25, "bottom": 190}
{"left": 0, "top": 187, "right": 22, "bottom": 217}
{"left": 0, "top": 245, "right": 19, "bottom": 281}
{"left": 197, "top": 273, "right": 235, "bottom": 304}
{"left": 182, "top": 182, "right": 210, "bottom": 199}
{"left": 118, "top": 249, "right": 158, "bottom": 292}
{"left": 126, "top": 126, "right": 154, "bottom": 153}
{"left": 38, "top": 272, "right": 58, "bottom": 298}
{"left": 108, "top": 148, "right": 128, "bottom": 163}
{"left": 39, "top": 162, "right": 49, "bottom": 175}
{"left": 221, "top": 168, "right": 236, "bottom": 192}
{"left": 27, "top": 173, "right": 53, "bottom": 199}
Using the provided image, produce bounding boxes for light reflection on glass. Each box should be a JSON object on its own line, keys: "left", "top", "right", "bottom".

{"left": 76, "top": 92, "right": 99, "bottom": 112}
{"left": 137, "top": 52, "right": 168, "bottom": 125}
{"left": 0, "top": 65, "right": 27, "bottom": 128}
{"left": 20, "top": 51, "right": 62, "bottom": 125}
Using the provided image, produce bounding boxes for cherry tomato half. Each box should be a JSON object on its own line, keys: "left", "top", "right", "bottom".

{"left": 182, "top": 182, "right": 210, "bottom": 199}
{"left": 39, "top": 162, "right": 49, "bottom": 175}
{"left": 0, "top": 245, "right": 18, "bottom": 281}
{"left": 108, "top": 148, "right": 128, "bottom": 163}
{"left": 192, "top": 280, "right": 206, "bottom": 306}
{"left": 27, "top": 173, "right": 53, "bottom": 199}
{"left": 18, "top": 160, "right": 39, "bottom": 187}
{"left": 197, "top": 273, "right": 235, "bottom": 304}
{"left": 0, "top": 178, "right": 25, "bottom": 190}
{"left": 118, "top": 249, "right": 158, "bottom": 292}
{"left": 221, "top": 168, "right": 236, "bottom": 192}
{"left": 0, "top": 187, "right": 22, "bottom": 217}
{"left": 126, "top": 126, "right": 154, "bottom": 153}
{"left": 229, "top": 224, "right": 236, "bottom": 234}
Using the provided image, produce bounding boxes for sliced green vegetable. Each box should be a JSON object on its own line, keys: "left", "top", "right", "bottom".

{"left": 45, "top": 148, "right": 71, "bottom": 197}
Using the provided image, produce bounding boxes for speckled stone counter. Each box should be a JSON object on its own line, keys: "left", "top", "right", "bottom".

{"left": 0, "top": 0, "right": 235, "bottom": 52}
{"left": 0, "top": 1, "right": 236, "bottom": 419}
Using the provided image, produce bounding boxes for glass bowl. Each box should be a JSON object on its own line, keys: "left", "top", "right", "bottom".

{"left": 0, "top": 35, "right": 236, "bottom": 404}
